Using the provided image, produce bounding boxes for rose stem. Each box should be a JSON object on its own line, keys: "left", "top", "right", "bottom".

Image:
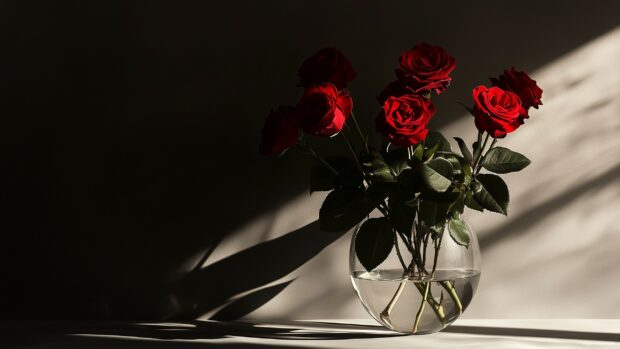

{"left": 393, "top": 232, "right": 408, "bottom": 271}
{"left": 412, "top": 281, "right": 430, "bottom": 333}
{"left": 340, "top": 132, "right": 362, "bottom": 169}
{"left": 431, "top": 234, "right": 463, "bottom": 315}
{"left": 379, "top": 203, "right": 448, "bottom": 324}
{"left": 295, "top": 143, "right": 339, "bottom": 176}
{"left": 474, "top": 133, "right": 490, "bottom": 165}
{"left": 380, "top": 266, "right": 446, "bottom": 326}
{"left": 439, "top": 280, "right": 463, "bottom": 315}
{"left": 474, "top": 138, "right": 497, "bottom": 175}
{"left": 349, "top": 112, "right": 369, "bottom": 153}
{"left": 422, "top": 233, "right": 430, "bottom": 266}
{"left": 431, "top": 236, "right": 442, "bottom": 278}
{"left": 411, "top": 230, "right": 445, "bottom": 333}
{"left": 379, "top": 278, "right": 407, "bottom": 326}
{"left": 473, "top": 131, "right": 483, "bottom": 161}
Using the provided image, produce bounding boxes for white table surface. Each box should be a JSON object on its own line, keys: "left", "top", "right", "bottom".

{"left": 2, "top": 319, "right": 620, "bottom": 348}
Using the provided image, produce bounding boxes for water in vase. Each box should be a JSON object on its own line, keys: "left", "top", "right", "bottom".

{"left": 351, "top": 269, "right": 480, "bottom": 334}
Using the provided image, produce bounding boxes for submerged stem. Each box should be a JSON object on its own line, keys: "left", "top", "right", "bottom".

{"left": 379, "top": 278, "right": 407, "bottom": 327}
{"left": 413, "top": 281, "right": 430, "bottom": 333}
{"left": 440, "top": 280, "right": 463, "bottom": 315}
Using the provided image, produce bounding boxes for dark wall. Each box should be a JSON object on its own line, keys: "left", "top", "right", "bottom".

{"left": 0, "top": 0, "right": 618, "bottom": 319}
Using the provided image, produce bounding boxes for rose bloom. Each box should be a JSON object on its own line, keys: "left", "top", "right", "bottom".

{"left": 376, "top": 94, "right": 436, "bottom": 147}
{"left": 472, "top": 85, "right": 526, "bottom": 138}
{"left": 297, "top": 47, "right": 356, "bottom": 90}
{"left": 491, "top": 67, "right": 543, "bottom": 111}
{"left": 396, "top": 43, "right": 456, "bottom": 95}
{"left": 295, "top": 83, "right": 353, "bottom": 137}
{"left": 259, "top": 106, "right": 299, "bottom": 156}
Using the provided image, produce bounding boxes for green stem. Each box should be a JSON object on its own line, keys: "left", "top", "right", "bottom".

{"left": 414, "top": 282, "right": 445, "bottom": 321}
{"left": 422, "top": 233, "right": 429, "bottom": 266}
{"left": 379, "top": 278, "right": 407, "bottom": 326}
{"left": 349, "top": 112, "right": 369, "bottom": 154}
{"left": 379, "top": 204, "right": 413, "bottom": 253}
{"left": 340, "top": 132, "right": 367, "bottom": 180}
{"left": 474, "top": 138, "right": 497, "bottom": 175}
{"left": 380, "top": 270, "right": 446, "bottom": 328}
{"left": 413, "top": 281, "right": 430, "bottom": 333}
{"left": 393, "top": 232, "right": 408, "bottom": 271}
{"left": 296, "top": 144, "right": 338, "bottom": 176}
{"left": 430, "top": 234, "right": 463, "bottom": 316}
{"left": 440, "top": 280, "right": 463, "bottom": 315}
{"left": 431, "top": 236, "right": 442, "bottom": 278}
{"left": 476, "top": 134, "right": 490, "bottom": 164}
{"left": 473, "top": 131, "right": 483, "bottom": 162}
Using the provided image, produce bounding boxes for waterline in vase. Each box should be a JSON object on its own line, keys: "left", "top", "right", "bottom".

{"left": 351, "top": 269, "right": 480, "bottom": 334}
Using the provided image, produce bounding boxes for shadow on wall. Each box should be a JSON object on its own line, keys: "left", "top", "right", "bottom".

{"left": 0, "top": 0, "right": 619, "bottom": 320}
{"left": 171, "top": 221, "right": 346, "bottom": 320}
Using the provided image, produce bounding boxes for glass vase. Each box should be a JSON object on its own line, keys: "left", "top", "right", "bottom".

{"left": 349, "top": 212, "right": 481, "bottom": 334}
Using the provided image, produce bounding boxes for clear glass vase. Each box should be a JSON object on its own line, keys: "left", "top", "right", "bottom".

{"left": 349, "top": 212, "right": 481, "bottom": 334}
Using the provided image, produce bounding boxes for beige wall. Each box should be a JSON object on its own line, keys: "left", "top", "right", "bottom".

{"left": 196, "top": 27, "right": 620, "bottom": 320}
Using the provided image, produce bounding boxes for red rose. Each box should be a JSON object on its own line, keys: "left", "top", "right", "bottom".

{"left": 259, "top": 106, "right": 299, "bottom": 156}
{"left": 472, "top": 85, "right": 526, "bottom": 138}
{"left": 490, "top": 67, "right": 543, "bottom": 111}
{"left": 295, "top": 83, "right": 352, "bottom": 137}
{"left": 395, "top": 43, "right": 456, "bottom": 95}
{"left": 298, "top": 47, "right": 356, "bottom": 90}
{"left": 376, "top": 94, "right": 436, "bottom": 147}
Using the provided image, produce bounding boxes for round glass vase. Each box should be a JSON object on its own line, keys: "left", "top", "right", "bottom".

{"left": 349, "top": 213, "right": 481, "bottom": 335}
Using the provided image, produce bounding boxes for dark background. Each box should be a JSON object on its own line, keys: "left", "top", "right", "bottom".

{"left": 0, "top": 0, "right": 618, "bottom": 320}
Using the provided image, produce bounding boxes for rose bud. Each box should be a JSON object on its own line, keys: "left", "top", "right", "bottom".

{"left": 376, "top": 94, "right": 436, "bottom": 147}
{"left": 298, "top": 47, "right": 357, "bottom": 90}
{"left": 472, "top": 85, "right": 527, "bottom": 138}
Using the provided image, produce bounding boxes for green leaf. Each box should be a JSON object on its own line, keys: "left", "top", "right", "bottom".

{"left": 464, "top": 190, "right": 484, "bottom": 212}
{"left": 355, "top": 217, "right": 394, "bottom": 271}
{"left": 473, "top": 174, "right": 509, "bottom": 215}
{"left": 423, "top": 143, "right": 440, "bottom": 161}
{"left": 454, "top": 137, "right": 473, "bottom": 164}
{"left": 382, "top": 147, "right": 410, "bottom": 176}
{"left": 412, "top": 143, "right": 424, "bottom": 160}
{"left": 310, "top": 157, "right": 361, "bottom": 193}
{"left": 360, "top": 152, "right": 396, "bottom": 183}
{"left": 394, "top": 169, "right": 423, "bottom": 205}
{"left": 436, "top": 152, "right": 463, "bottom": 177}
{"left": 319, "top": 188, "right": 387, "bottom": 232}
{"left": 482, "top": 147, "right": 531, "bottom": 174}
{"left": 462, "top": 161, "right": 473, "bottom": 186}
{"left": 448, "top": 215, "right": 470, "bottom": 247}
{"left": 419, "top": 158, "right": 453, "bottom": 192}
{"left": 420, "top": 189, "right": 460, "bottom": 203}
{"left": 388, "top": 197, "right": 416, "bottom": 236}
{"left": 425, "top": 131, "right": 451, "bottom": 152}
{"left": 448, "top": 194, "right": 465, "bottom": 216}
{"left": 419, "top": 200, "right": 449, "bottom": 228}
{"left": 472, "top": 141, "right": 481, "bottom": 161}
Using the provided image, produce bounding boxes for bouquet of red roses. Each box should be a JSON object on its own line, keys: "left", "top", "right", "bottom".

{"left": 260, "top": 44, "right": 542, "bottom": 334}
